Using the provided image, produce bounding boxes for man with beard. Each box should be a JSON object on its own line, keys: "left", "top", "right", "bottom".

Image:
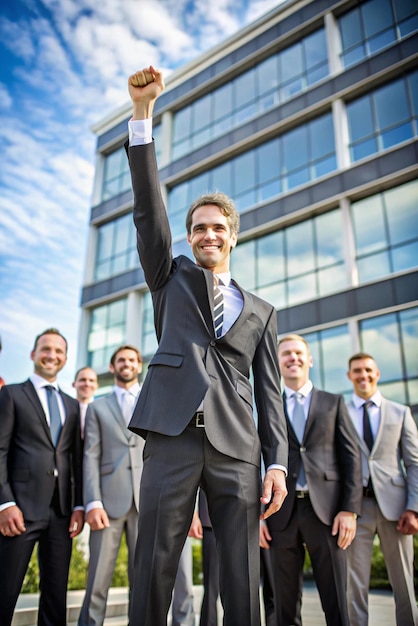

{"left": 78, "top": 345, "right": 144, "bottom": 626}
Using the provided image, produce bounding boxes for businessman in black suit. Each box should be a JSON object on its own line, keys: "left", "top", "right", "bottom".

{"left": 126, "top": 66, "right": 288, "bottom": 626}
{"left": 0, "top": 328, "right": 84, "bottom": 626}
{"left": 264, "top": 334, "right": 362, "bottom": 626}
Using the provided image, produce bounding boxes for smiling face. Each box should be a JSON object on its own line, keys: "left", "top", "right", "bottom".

{"left": 31, "top": 333, "right": 67, "bottom": 382}
{"left": 347, "top": 357, "right": 380, "bottom": 400}
{"left": 73, "top": 367, "right": 98, "bottom": 403}
{"left": 278, "top": 337, "right": 313, "bottom": 391}
{"left": 110, "top": 348, "right": 142, "bottom": 388}
{"left": 187, "top": 204, "right": 237, "bottom": 274}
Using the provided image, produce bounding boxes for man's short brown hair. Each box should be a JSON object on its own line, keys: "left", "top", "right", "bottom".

{"left": 185, "top": 191, "right": 240, "bottom": 236}
{"left": 33, "top": 328, "right": 68, "bottom": 352}
{"left": 110, "top": 345, "right": 142, "bottom": 367}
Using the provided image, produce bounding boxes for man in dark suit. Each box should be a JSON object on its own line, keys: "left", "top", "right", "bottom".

{"left": 126, "top": 66, "right": 288, "bottom": 626}
{"left": 0, "top": 328, "right": 84, "bottom": 626}
{"left": 264, "top": 334, "right": 362, "bottom": 626}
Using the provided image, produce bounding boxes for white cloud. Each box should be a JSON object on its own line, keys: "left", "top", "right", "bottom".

{"left": 0, "top": 0, "right": 280, "bottom": 389}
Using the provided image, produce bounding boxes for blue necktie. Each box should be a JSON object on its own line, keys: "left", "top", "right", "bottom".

{"left": 45, "top": 386, "right": 62, "bottom": 446}
{"left": 292, "top": 392, "right": 306, "bottom": 485}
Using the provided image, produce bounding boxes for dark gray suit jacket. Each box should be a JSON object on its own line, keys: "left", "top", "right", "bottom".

{"left": 268, "top": 387, "right": 362, "bottom": 531}
{"left": 127, "top": 141, "right": 288, "bottom": 470}
{"left": 0, "top": 380, "right": 82, "bottom": 520}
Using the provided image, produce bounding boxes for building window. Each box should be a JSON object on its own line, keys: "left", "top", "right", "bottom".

{"left": 171, "top": 28, "right": 329, "bottom": 160}
{"left": 338, "top": 0, "right": 418, "bottom": 68}
{"left": 141, "top": 291, "right": 158, "bottom": 358}
{"left": 347, "top": 71, "right": 418, "bottom": 162}
{"left": 87, "top": 299, "right": 127, "bottom": 370}
{"left": 359, "top": 307, "right": 418, "bottom": 406}
{"left": 101, "top": 145, "right": 131, "bottom": 202}
{"left": 168, "top": 112, "right": 336, "bottom": 239}
{"left": 298, "top": 325, "right": 352, "bottom": 395}
{"left": 351, "top": 179, "right": 418, "bottom": 283}
{"left": 95, "top": 214, "right": 138, "bottom": 281}
{"left": 231, "top": 209, "right": 346, "bottom": 308}
{"left": 100, "top": 125, "right": 161, "bottom": 203}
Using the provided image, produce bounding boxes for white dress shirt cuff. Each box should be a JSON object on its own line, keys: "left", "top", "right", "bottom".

{"left": 86, "top": 501, "right": 104, "bottom": 513}
{"left": 266, "top": 464, "right": 288, "bottom": 476}
{"left": 0, "top": 501, "right": 16, "bottom": 513}
{"left": 129, "top": 118, "right": 153, "bottom": 146}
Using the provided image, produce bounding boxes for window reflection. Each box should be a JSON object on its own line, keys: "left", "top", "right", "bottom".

{"left": 95, "top": 214, "right": 138, "bottom": 281}
{"left": 302, "top": 326, "right": 352, "bottom": 394}
{"left": 168, "top": 112, "right": 336, "bottom": 223}
{"left": 87, "top": 300, "right": 127, "bottom": 370}
{"left": 347, "top": 71, "right": 417, "bottom": 162}
{"left": 338, "top": 0, "right": 418, "bottom": 68}
{"left": 230, "top": 209, "right": 346, "bottom": 308}
{"left": 171, "top": 28, "right": 329, "bottom": 160}
{"left": 352, "top": 179, "right": 418, "bottom": 283}
{"left": 360, "top": 307, "right": 418, "bottom": 406}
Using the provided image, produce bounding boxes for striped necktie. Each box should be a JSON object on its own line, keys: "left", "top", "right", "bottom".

{"left": 213, "top": 275, "right": 224, "bottom": 339}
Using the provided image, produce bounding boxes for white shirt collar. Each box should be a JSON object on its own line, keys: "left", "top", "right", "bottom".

{"left": 284, "top": 380, "right": 313, "bottom": 399}
{"left": 215, "top": 271, "right": 231, "bottom": 286}
{"left": 30, "top": 372, "right": 59, "bottom": 391}
{"left": 113, "top": 382, "right": 141, "bottom": 400}
{"left": 352, "top": 390, "right": 382, "bottom": 409}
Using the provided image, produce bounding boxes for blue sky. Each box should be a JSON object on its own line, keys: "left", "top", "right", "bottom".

{"left": 0, "top": 0, "right": 280, "bottom": 394}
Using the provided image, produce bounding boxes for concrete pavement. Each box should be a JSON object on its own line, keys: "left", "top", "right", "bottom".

{"left": 11, "top": 581, "right": 398, "bottom": 625}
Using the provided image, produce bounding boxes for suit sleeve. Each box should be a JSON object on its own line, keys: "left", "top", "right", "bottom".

{"left": 82, "top": 404, "right": 104, "bottom": 507}
{"left": 252, "top": 307, "right": 288, "bottom": 470}
{"left": 0, "top": 386, "right": 16, "bottom": 505}
{"left": 335, "top": 396, "right": 363, "bottom": 515}
{"left": 128, "top": 141, "right": 173, "bottom": 291}
{"left": 401, "top": 406, "right": 418, "bottom": 512}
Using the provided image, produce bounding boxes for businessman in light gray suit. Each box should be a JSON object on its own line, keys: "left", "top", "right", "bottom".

{"left": 78, "top": 345, "right": 144, "bottom": 626}
{"left": 126, "top": 66, "right": 288, "bottom": 626}
{"left": 346, "top": 352, "right": 418, "bottom": 626}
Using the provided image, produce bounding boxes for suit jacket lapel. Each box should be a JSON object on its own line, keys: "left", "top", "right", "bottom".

{"left": 108, "top": 393, "right": 132, "bottom": 440}
{"left": 303, "top": 387, "right": 317, "bottom": 441}
{"left": 22, "top": 379, "right": 52, "bottom": 440}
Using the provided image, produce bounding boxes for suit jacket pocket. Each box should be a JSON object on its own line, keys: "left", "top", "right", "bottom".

{"left": 391, "top": 475, "right": 406, "bottom": 487}
{"left": 149, "top": 352, "right": 184, "bottom": 367}
{"left": 13, "top": 468, "right": 30, "bottom": 482}
{"left": 100, "top": 462, "right": 115, "bottom": 476}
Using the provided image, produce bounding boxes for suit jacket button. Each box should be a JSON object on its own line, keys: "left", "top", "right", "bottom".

{"left": 210, "top": 340, "right": 216, "bottom": 347}
{"left": 300, "top": 447, "right": 306, "bottom": 452}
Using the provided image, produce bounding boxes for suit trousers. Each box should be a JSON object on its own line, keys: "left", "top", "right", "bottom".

{"left": 0, "top": 508, "right": 72, "bottom": 626}
{"left": 269, "top": 497, "right": 349, "bottom": 626}
{"left": 129, "top": 425, "right": 262, "bottom": 626}
{"left": 78, "top": 502, "right": 138, "bottom": 626}
{"left": 347, "top": 497, "right": 418, "bottom": 626}
{"left": 199, "top": 526, "right": 220, "bottom": 626}
{"left": 171, "top": 537, "right": 196, "bottom": 626}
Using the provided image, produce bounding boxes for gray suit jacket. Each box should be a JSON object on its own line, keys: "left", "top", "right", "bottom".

{"left": 83, "top": 392, "right": 144, "bottom": 519}
{"left": 346, "top": 396, "right": 418, "bottom": 521}
{"left": 127, "top": 141, "right": 288, "bottom": 470}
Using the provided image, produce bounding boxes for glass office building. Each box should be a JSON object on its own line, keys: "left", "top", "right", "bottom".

{"left": 78, "top": 0, "right": 418, "bottom": 414}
